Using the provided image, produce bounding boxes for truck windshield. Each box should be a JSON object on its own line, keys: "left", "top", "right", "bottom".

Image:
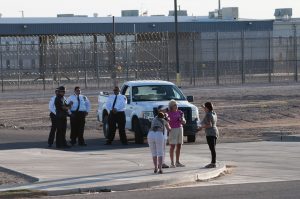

{"left": 132, "top": 85, "right": 186, "bottom": 102}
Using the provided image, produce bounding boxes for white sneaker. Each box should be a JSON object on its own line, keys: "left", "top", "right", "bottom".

{"left": 170, "top": 163, "right": 176, "bottom": 168}
{"left": 175, "top": 162, "right": 185, "bottom": 167}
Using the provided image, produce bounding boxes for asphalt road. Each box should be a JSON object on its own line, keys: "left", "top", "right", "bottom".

{"left": 32, "top": 180, "right": 300, "bottom": 199}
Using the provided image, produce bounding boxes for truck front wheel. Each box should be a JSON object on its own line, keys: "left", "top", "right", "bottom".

{"left": 187, "top": 135, "right": 196, "bottom": 143}
{"left": 133, "top": 118, "right": 144, "bottom": 144}
{"left": 103, "top": 114, "right": 110, "bottom": 139}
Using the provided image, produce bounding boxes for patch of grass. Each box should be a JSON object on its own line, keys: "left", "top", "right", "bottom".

{"left": 0, "top": 189, "right": 47, "bottom": 199}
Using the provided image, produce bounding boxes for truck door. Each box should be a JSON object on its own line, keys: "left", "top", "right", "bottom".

{"left": 121, "top": 85, "right": 134, "bottom": 129}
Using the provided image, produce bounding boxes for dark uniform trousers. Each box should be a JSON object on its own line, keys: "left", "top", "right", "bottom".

{"left": 108, "top": 111, "right": 127, "bottom": 144}
{"left": 56, "top": 114, "right": 68, "bottom": 147}
{"left": 48, "top": 112, "right": 56, "bottom": 145}
{"left": 70, "top": 111, "right": 86, "bottom": 145}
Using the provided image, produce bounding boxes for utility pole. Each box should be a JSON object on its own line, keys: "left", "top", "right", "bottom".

{"left": 218, "top": 0, "right": 222, "bottom": 19}
{"left": 112, "top": 16, "right": 117, "bottom": 87}
{"left": 20, "top": 10, "right": 24, "bottom": 18}
{"left": 174, "top": 0, "right": 180, "bottom": 86}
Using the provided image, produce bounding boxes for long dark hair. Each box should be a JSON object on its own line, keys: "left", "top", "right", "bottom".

{"left": 204, "top": 102, "right": 213, "bottom": 111}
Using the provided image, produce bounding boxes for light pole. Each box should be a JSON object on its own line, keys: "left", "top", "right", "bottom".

{"left": 218, "top": 0, "right": 222, "bottom": 19}
{"left": 19, "top": 10, "right": 24, "bottom": 18}
{"left": 112, "top": 16, "right": 117, "bottom": 87}
{"left": 174, "top": 0, "right": 180, "bottom": 86}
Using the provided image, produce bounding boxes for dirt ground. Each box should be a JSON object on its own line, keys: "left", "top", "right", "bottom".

{"left": 2, "top": 83, "right": 299, "bottom": 141}
{"left": 1, "top": 82, "right": 300, "bottom": 185}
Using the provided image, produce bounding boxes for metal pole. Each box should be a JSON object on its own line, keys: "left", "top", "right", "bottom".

{"left": 216, "top": 32, "right": 220, "bottom": 85}
{"left": 166, "top": 31, "right": 170, "bottom": 81}
{"left": 241, "top": 31, "right": 245, "bottom": 84}
{"left": 174, "top": 0, "right": 181, "bottom": 86}
{"left": 0, "top": 37, "right": 3, "bottom": 92}
{"left": 93, "top": 34, "right": 99, "bottom": 88}
{"left": 39, "top": 36, "right": 46, "bottom": 90}
{"left": 17, "top": 40, "right": 20, "bottom": 89}
{"left": 294, "top": 24, "right": 298, "bottom": 82}
{"left": 112, "top": 16, "right": 117, "bottom": 87}
{"left": 192, "top": 32, "right": 196, "bottom": 86}
{"left": 268, "top": 31, "right": 272, "bottom": 83}
{"left": 126, "top": 35, "right": 129, "bottom": 81}
{"left": 134, "top": 24, "right": 138, "bottom": 80}
{"left": 56, "top": 36, "right": 60, "bottom": 86}
{"left": 218, "top": 0, "right": 222, "bottom": 19}
{"left": 83, "top": 36, "right": 87, "bottom": 88}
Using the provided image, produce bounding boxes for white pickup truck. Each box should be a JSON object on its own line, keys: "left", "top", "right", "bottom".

{"left": 97, "top": 80, "right": 200, "bottom": 144}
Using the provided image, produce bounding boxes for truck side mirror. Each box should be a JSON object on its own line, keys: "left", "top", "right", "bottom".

{"left": 187, "top": 96, "right": 194, "bottom": 102}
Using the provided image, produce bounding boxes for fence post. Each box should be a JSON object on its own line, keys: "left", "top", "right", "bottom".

{"left": 268, "top": 31, "right": 272, "bottom": 83}
{"left": 93, "top": 34, "right": 99, "bottom": 88}
{"left": 0, "top": 37, "right": 3, "bottom": 92}
{"left": 241, "top": 31, "right": 245, "bottom": 84}
{"left": 83, "top": 36, "right": 88, "bottom": 89}
{"left": 293, "top": 24, "right": 298, "bottom": 82}
{"left": 134, "top": 24, "right": 138, "bottom": 80}
{"left": 166, "top": 31, "right": 170, "bottom": 81}
{"left": 56, "top": 36, "right": 60, "bottom": 86}
{"left": 112, "top": 16, "right": 117, "bottom": 87}
{"left": 17, "top": 40, "right": 20, "bottom": 89}
{"left": 216, "top": 32, "right": 220, "bottom": 85}
{"left": 38, "top": 36, "right": 46, "bottom": 90}
{"left": 125, "top": 35, "right": 129, "bottom": 81}
{"left": 192, "top": 31, "right": 196, "bottom": 86}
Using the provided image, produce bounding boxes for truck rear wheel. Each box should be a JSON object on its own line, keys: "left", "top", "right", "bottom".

{"left": 103, "top": 114, "right": 109, "bottom": 139}
{"left": 187, "top": 135, "right": 196, "bottom": 143}
{"left": 133, "top": 118, "right": 144, "bottom": 144}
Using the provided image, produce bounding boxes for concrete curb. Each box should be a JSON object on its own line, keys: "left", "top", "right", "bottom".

{"left": 44, "top": 162, "right": 226, "bottom": 196}
{"left": 2, "top": 163, "right": 226, "bottom": 196}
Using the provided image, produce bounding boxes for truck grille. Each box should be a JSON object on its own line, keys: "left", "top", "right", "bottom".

{"left": 178, "top": 107, "right": 192, "bottom": 122}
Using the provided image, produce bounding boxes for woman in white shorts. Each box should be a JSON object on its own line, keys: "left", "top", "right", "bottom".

{"left": 147, "top": 112, "right": 171, "bottom": 174}
{"left": 157, "top": 105, "right": 170, "bottom": 169}
{"left": 168, "top": 100, "right": 186, "bottom": 168}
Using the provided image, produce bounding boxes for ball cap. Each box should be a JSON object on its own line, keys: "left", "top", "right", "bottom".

{"left": 57, "top": 86, "right": 66, "bottom": 92}
{"left": 158, "top": 105, "right": 168, "bottom": 111}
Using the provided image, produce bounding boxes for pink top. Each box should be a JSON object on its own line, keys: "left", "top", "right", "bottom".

{"left": 168, "top": 110, "right": 184, "bottom": 128}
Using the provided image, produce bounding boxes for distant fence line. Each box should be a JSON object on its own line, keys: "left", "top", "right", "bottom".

{"left": 0, "top": 31, "right": 299, "bottom": 91}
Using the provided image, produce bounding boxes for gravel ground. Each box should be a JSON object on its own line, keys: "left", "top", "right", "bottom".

{"left": 0, "top": 170, "right": 32, "bottom": 186}
{"left": 1, "top": 83, "right": 300, "bottom": 186}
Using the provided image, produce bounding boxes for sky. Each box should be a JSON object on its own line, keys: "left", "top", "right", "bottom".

{"left": 0, "top": 0, "right": 299, "bottom": 19}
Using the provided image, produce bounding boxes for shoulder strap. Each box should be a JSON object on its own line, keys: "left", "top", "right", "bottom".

{"left": 157, "top": 119, "right": 165, "bottom": 135}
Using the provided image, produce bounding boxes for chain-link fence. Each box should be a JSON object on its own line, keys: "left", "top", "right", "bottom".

{"left": 0, "top": 31, "right": 299, "bottom": 91}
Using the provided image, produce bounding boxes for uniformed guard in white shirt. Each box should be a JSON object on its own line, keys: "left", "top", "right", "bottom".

{"left": 105, "top": 86, "right": 128, "bottom": 145}
{"left": 47, "top": 88, "right": 58, "bottom": 147}
{"left": 67, "top": 86, "right": 91, "bottom": 146}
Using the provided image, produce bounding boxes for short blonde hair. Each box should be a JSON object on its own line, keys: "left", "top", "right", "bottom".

{"left": 168, "top": 99, "right": 177, "bottom": 108}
